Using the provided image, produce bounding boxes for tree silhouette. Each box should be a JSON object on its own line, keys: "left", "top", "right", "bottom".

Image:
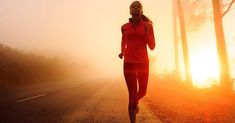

{"left": 183, "top": 0, "right": 210, "bottom": 32}
{"left": 0, "top": 43, "right": 77, "bottom": 88}
{"left": 212, "top": 0, "right": 234, "bottom": 91}
{"left": 180, "top": 0, "right": 234, "bottom": 90}
{"left": 172, "top": 0, "right": 180, "bottom": 79}
{"left": 176, "top": 0, "right": 192, "bottom": 83}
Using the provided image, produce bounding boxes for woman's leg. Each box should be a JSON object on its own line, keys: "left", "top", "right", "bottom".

{"left": 137, "top": 63, "right": 149, "bottom": 102}
{"left": 124, "top": 62, "right": 138, "bottom": 123}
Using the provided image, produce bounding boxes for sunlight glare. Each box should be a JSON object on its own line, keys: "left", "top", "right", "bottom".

{"left": 190, "top": 50, "right": 219, "bottom": 88}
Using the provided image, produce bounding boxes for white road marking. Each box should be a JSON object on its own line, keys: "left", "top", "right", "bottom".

{"left": 16, "top": 94, "right": 47, "bottom": 103}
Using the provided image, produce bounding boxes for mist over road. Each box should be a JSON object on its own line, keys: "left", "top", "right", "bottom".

{"left": 0, "top": 80, "right": 160, "bottom": 123}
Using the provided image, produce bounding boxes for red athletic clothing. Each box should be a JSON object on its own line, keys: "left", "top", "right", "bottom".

{"left": 121, "top": 19, "right": 155, "bottom": 63}
{"left": 123, "top": 62, "right": 149, "bottom": 110}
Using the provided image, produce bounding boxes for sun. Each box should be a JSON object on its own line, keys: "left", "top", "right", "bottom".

{"left": 190, "top": 50, "right": 220, "bottom": 88}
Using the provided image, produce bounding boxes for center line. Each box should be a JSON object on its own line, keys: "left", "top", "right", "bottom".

{"left": 16, "top": 94, "right": 47, "bottom": 103}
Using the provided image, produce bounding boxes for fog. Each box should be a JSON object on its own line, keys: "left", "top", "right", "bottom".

{"left": 0, "top": 0, "right": 234, "bottom": 80}
{"left": 0, "top": 0, "right": 173, "bottom": 80}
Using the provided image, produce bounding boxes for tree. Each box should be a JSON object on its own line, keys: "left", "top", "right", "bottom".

{"left": 183, "top": 0, "right": 210, "bottom": 32}
{"left": 172, "top": 0, "right": 180, "bottom": 79}
{"left": 222, "top": 0, "right": 235, "bottom": 17}
{"left": 176, "top": 0, "right": 192, "bottom": 83}
{"left": 182, "top": 0, "right": 234, "bottom": 90}
{"left": 212, "top": 0, "right": 234, "bottom": 91}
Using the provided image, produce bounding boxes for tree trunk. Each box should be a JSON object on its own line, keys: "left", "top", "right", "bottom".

{"left": 212, "top": 0, "right": 232, "bottom": 91}
{"left": 176, "top": 0, "right": 192, "bottom": 83}
{"left": 173, "top": 0, "right": 180, "bottom": 79}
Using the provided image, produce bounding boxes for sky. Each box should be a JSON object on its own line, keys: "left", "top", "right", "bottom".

{"left": 0, "top": 0, "right": 234, "bottom": 81}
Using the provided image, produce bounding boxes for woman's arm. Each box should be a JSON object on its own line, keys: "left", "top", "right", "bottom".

{"left": 147, "top": 23, "right": 155, "bottom": 50}
{"left": 121, "top": 26, "right": 127, "bottom": 53}
{"left": 119, "top": 26, "right": 127, "bottom": 59}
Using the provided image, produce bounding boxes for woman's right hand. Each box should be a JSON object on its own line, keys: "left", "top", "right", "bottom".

{"left": 119, "top": 53, "right": 123, "bottom": 59}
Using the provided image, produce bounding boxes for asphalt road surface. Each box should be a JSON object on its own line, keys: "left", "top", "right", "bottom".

{"left": 0, "top": 80, "right": 161, "bottom": 123}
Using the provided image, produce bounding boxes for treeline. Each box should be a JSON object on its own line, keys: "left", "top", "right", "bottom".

{"left": 0, "top": 43, "right": 75, "bottom": 88}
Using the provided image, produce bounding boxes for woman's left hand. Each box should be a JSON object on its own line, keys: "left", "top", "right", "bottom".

{"left": 119, "top": 53, "right": 123, "bottom": 59}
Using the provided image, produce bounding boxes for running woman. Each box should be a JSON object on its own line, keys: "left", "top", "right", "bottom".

{"left": 119, "top": 1, "right": 156, "bottom": 123}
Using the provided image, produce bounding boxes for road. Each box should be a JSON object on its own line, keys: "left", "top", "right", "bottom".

{"left": 0, "top": 80, "right": 161, "bottom": 123}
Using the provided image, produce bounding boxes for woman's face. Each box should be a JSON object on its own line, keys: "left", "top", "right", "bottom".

{"left": 130, "top": 1, "right": 142, "bottom": 17}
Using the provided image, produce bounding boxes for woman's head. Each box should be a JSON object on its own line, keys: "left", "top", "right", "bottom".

{"left": 129, "top": 1, "right": 152, "bottom": 23}
{"left": 130, "top": 1, "right": 143, "bottom": 17}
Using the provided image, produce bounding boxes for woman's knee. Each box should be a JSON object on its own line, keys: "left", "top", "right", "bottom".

{"left": 128, "top": 102, "right": 138, "bottom": 109}
{"left": 138, "top": 89, "right": 147, "bottom": 100}
{"left": 140, "top": 90, "right": 147, "bottom": 97}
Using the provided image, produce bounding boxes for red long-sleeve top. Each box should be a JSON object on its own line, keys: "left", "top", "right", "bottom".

{"left": 121, "top": 19, "right": 155, "bottom": 63}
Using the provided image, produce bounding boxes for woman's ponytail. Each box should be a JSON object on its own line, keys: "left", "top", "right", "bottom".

{"left": 141, "top": 14, "right": 152, "bottom": 24}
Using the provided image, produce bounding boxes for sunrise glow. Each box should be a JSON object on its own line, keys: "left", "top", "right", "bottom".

{"left": 190, "top": 49, "right": 220, "bottom": 88}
